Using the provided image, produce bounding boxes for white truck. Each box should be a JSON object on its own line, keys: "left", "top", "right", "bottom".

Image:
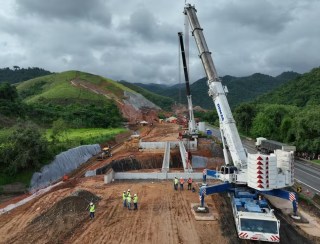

{"left": 256, "top": 137, "right": 296, "bottom": 154}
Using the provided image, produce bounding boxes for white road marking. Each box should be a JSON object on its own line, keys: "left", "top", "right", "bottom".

{"left": 295, "top": 167, "right": 320, "bottom": 180}
{"left": 295, "top": 178, "right": 320, "bottom": 194}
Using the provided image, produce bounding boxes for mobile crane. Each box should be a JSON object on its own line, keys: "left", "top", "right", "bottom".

{"left": 184, "top": 4, "right": 298, "bottom": 242}
{"left": 178, "top": 32, "right": 198, "bottom": 138}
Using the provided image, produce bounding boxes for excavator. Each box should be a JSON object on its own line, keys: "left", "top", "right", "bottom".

{"left": 183, "top": 4, "right": 298, "bottom": 242}
{"left": 97, "top": 145, "right": 112, "bottom": 160}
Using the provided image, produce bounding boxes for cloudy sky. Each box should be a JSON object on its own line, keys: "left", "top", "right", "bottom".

{"left": 1, "top": 0, "right": 320, "bottom": 84}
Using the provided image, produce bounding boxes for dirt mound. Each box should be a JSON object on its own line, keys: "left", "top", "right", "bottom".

{"left": 8, "top": 190, "right": 100, "bottom": 244}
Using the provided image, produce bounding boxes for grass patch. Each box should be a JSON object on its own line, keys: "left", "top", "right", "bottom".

{"left": 47, "top": 127, "right": 127, "bottom": 145}
{"left": 0, "top": 128, "right": 13, "bottom": 141}
{"left": 312, "top": 159, "right": 320, "bottom": 165}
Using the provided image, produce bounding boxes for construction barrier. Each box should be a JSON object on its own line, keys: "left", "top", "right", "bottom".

{"left": 113, "top": 172, "right": 203, "bottom": 180}
{"left": 139, "top": 140, "right": 197, "bottom": 150}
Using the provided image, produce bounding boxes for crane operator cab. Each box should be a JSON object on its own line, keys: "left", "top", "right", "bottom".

{"left": 219, "top": 165, "right": 238, "bottom": 182}
{"left": 220, "top": 165, "right": 237, "bottom": 174}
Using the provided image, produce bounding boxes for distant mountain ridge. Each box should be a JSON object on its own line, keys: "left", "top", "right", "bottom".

{"left": 0, "top": 67, "right": 52, "bottom": 84}
{"left": 254, "top": 67, "right": 320, "bottom": 107}
{"left": 129, "top": 71, "right": 300, "bottom": 109}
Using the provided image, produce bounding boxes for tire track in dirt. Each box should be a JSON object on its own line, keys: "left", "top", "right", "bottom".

{"left": 171, "top": 189, "right": 184, "bottom": 243}
{"left": 165, "top": 183, "right": 181, "bottom": 244}
{"left": 175, "top": 188, "right": 201, "bottom": 243}
{"left": 143, "top": 186, "right": 156, "bottom": 243}
{"left": 179, "top": 189, "right": 201, "bottom": 243}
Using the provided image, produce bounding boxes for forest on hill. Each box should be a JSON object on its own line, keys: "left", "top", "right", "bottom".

{"left": 233, "top": 67, "right": 320, "bottom": 156}
{"left": 0, "top": 67, "right": 52, "bottom": 84}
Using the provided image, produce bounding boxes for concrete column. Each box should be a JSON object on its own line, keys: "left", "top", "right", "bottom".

{"left": 162, "top": 142, "right": 170, "bottom": 172}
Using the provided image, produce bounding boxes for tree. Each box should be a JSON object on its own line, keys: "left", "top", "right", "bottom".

{"left": 293, "top": 106, "right": 320, "bottom": 153}
{"left": 50, "top": 118, "right": 68, "bottom": 142}
{"left": 250, "top": 112, "right": 274, "bottom": 138}
{"left": 249, "top": 104, "right": 298, "bottom": 140}
{"left": 0, "top": 122, "right": 49, "bottom": 175}
{"left": 0, "top": 82, "right": 18, "bottom": 101}
{"left": 234, "top": 103, "right": 256, "bottom": 135}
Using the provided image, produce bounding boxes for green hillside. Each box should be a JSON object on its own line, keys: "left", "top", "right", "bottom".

{"left": 17, "top": 70, "right": 129, "bottom": 103}
{"left": 1, "top": 71, "right": 131, "bottom": 183}
{"left": 14, "top": 71, "right": 133, "bottom": 128}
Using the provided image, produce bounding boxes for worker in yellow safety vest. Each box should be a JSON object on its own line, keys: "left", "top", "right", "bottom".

{"left": 89, "top": 202, "right": 95, "bottom": 219}
{"left": 133, "top": 194, "right": 138, "bottom": 210}
{"left": 127, "top": 193, "right": 132, "bottom": 210}
{"left": 174, "top": 177, "right": 178, "bottom": 191}
{"left": 122, "top": 190, "right": 127, "bottom": 207}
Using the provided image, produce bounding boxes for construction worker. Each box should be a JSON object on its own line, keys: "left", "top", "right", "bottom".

{"left": 187, "top": 177, "right": 193, "bottom": 190}
{"left": 174, "top": 177, "right": 178, "bottom": 191}
{"left": 89, "top": 202, "right": 95, "bottom": 219}
{"left": 122, "top": 190, "right": 127, "bottom": 207}
{"left": 133, "top": 193, "right": 138, "bottom": 210}
{"left": 127, "top": 189, "right": 131, "bottom": 199}
{"left": 127, "top": 193, "right": 132, "bottom": 210}
{"left": 180, "top": 177, "right": 185, "bottom": 190}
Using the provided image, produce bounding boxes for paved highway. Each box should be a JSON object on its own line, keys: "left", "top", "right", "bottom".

{"left": 294, "top": 159, "right": 320, "bottom": 194}
{"left": 206, "top": 126, "right": 320, "bottom": 194}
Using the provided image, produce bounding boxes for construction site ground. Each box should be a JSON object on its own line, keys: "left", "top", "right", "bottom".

{"left": 0, "top": 123, "right": 320, "bottom": 244}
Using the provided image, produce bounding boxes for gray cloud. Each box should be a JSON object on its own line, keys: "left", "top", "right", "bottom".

{"left": 16, "top": 0, "right": 111, "bottom": 26}
{"left": 0, "top": 0, "right": 319, "bottom": 85}
{"left": 212, "top": 0, "right": 294, "bottom": 34}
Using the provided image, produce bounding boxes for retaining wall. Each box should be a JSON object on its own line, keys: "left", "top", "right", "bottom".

{"left": 30, "top": 144, "right": 101, "bottom": 191}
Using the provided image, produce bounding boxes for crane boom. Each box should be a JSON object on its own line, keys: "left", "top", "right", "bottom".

{"left": 178, "top": 32, "right": 197, "bottom": 136}
{"left": 184, "top": 4, "right": 247, "bottom": 169}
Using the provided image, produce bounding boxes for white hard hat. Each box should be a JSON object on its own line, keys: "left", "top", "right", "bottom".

{"left": 123, "top": 191, "right": 126, "bottom": 193}
{"left": 128, "top": 189, "right": 130, "bottom": 192}
{"left": 134, "top": 194, "right": 137, "bottom": 196}
{"left": 90, "top": 202, "right": 93, "bottom": 205}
